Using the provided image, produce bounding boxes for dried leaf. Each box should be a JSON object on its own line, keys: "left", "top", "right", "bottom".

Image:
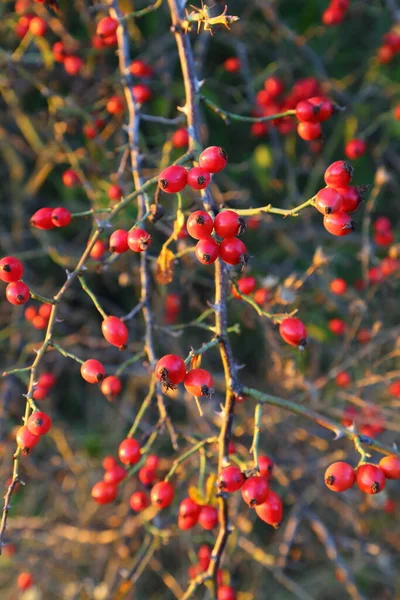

{"left": 156, "top": 247, "right": 175, "bottom": 285}
{"left": 188, "top": 485, "right": 206, "bottom": 506}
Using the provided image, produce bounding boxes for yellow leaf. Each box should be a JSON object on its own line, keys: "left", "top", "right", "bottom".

{"left": 156, "top": 247, "right": 175, "bottom": 285}
{"left": 190, "top": 353, "right": 202, "bottom": 370}
{"left": 205, "top": 473, "right": 218, "bottom": 504}
{"left": 173, "top": 210, "right": 185, "bottom": 238}
{"left": 253, "top": 145, "right": 272, "bottom": 169}
{"left": 188, "top": 485, "right": 207, "bottom": 506}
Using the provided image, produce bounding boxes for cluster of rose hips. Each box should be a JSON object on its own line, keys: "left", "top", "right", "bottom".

{"left": 16, "top": 409, "right": 52, "bottom": 455}
{"left": 315, "top": 160, "right": 368, "bottom": 236}
{"left": 155, "top": 354, "right": 214, "bottom": 396}
{"left": 322, "top": 0, "right": 350, "bottom": 27}
{"left": 158, "top": 145, "right": 228, "bottom": 194}
{"left": 232, "top": 275, "right": 273, "bottom": 306}
{"left": 30, "top": 206, "right": 72, "bottom": 230}
{"left": 0, "top": 256, "right": 30, "bottom": 306}
{"left": 188, "top": 545, "right": 238, "bottom": 600}
{"left": 325, "top": 455, "right": 400, "bottom": 494}
{"left": 341, "top": 404, "right": 384, "bottom": 439}
{"left": 80, "top": 359, "right": 122, "bottom": 399}
{"left": 295, "top": 95, "right": 338, "bottom": 141}
{"left": 32, "top": 371, "right": 56, "bottom": 401}
{"left": 373, "top": 216, "right": 394, "bottom": 247}
{"left": 377, "top": 28, "right": 400, "bottom": 65}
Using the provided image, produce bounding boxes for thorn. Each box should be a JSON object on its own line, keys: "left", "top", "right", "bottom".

{"left": 333, "top": 429, "right": 344, "bottom": 440}
{"left": 177, "top": 104, "right": 188, "bottom": 115}
{"left": 80, "top": 265, "right": 88, "bottom": 271}
{"left": 55, "top": 318, "right": 64, "bottom": 323}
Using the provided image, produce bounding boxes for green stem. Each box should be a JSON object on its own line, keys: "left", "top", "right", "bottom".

{"left": 127, "top": 378, "right": 156, "bottom": 438}
{"left": 232, "top": 196, "right": 315, "bottom": 217}
{"left": 78, "top": 276, "right": 108, "bottom": 320}
{"left": 250, "top": 403, "right": 262, "bottom": 470}
{"left": 115, "top": 351, "right": 146, "bottom": 376}
{"left": 50, "top": 342, "right": 84, "bottom": 365}
{"left": 165, "top": 437, "right": 217, "bottom": 482}
{"left": 2, "top": 366, "right": 31, "bottom": 378}
{"left": 201, "top": 95, "right": 296, "bottom": 124}
{"left": 122, "top": 0, "right": 163, "bottom": 20}
{"left": 71, "top": 208, "right": 112, "bottom": 218}
{"left": 29, "top": 291, "right": 55, "bottom": 305}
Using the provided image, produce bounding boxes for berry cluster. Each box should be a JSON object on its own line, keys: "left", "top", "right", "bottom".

{"left": 30, "top": 206, "right": 72, "bottom": 229}
{"left": 0, "top": 256, "right": 30, "bottom": 306}
{"left": 16, "top": 409, "right": 52, "bottom": 455}
{"left": 325, "top": 456, "right": 400, "bottom": 494}
{"left": 322, "top": 0, "right": 350, "bottom": 26}
{"left": 295, "top": 95, "right": 337, "bottom": 141}
{"left": 377, "top": 29, "right": 400, "bottom": 64}
{"left": 155, "top": 354, "right": 214, "bottom": 397}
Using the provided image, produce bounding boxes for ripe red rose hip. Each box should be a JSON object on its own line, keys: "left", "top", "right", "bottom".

{"left": 218, "top": 465, "right": 245, "bottom": 492}
{"left": 108, "top": 183, "right": 123, "bottom": 202}
{"left": 51, "top": 207, "right": 72, "bottom": 227}
{"left": 184, "top": 368, "right": 214, "bottom": 397}
{"left": 132, "top": 84, "right": 152, "bottom": 104}
{"left": 158, "top": 165, "right": 187, "bottom": 193}
{"left": 16, "top": 425, "right": 40, "bottom": 455}
{"left": 27, "top": 411, "right": 52, "bottom": 436}
{"left": 315, "top": 187, "right": 343, "bottom": 215}
{"left": 127, "top": 228, "right": 152, "bottom": 252}
{"left": 171, "top": 128, "right": 189, "bottom": 148}
{"left": 219, "top": 237, "right": 248, "bottom": 266}
{"left": 195, "top": 237, "right": 220, "bottom": 265}
{"left": 96, "top": 16, "right": 118, "bottom": 38}
{"left": 255, "top": 491, "right": 283, "bottom": 528}
{"left": 297, "top": 121, "right": 322, "bottom": 141}
{"left": 187, "top": 211, "right": 214, "bottom": 240}
{"left": 308, "top": 96, "right": 334, "bottom": 121}
{"left": 104, "top": 464, "right": 127, "bottom": 485}
{"left": 155, "top": 354, "right": 186, "bottom": 389}
{"left": 91, "top": 481, "right": 117, "bottom": 504}
{"left": 330, "top": 278, "right": 347, "bottom": 295}
{"left": 62, "top": 169, "right": 79, "bottom": 188}
{"left": 241, "top": 475, "right": 270, "bottom": 507}
{"left": 6, "top": 281, "right": 30, "bottom": 305}
{"left": 356, "top": 464, "right": 386, "bottom": 494}
{"left": 64, "top": 56, "right": 83, "bottom": 76}
{"left": 258, "top": 455, "right": 274, "bottom": 479}
{"left": 138, "top": 466, "right": 157, "bottom": 486}
{"left": 80, "top": 359, "right": 105, "bottom": 384}
{"left": 232, "top": 276, "right": 256, "bottom": 298}
{"left": 130, "top": 491, "right": 150, "bottom": 512}
{"left": 279, "top": 317, "right": 307, "bottom": 350}
{"left": 199, "top": 146, "right": 228, "bottom": 173}
{"left": 17, "top": 572, "right": 33, "bottom": 591}
{"left": 0, "top": 256, "right": 24, "bottom": 283}
{"left": 218, "top": 586, "right": 237, "bottom": 600}
{"left": 214, "top": 210, "right": 245, "bottom": 238}
{"left": 323, "top": 211, "right": 355, "bottom": 236}
{"left": 110, "top": 229, "right": 129, "bottom": 254}
{"left": 324, "top": 462, "right": 355, "bottom": 492}
{"left": 100, "top": 375, "right": 122, "bottom": 397}
{"left": 198, "top": 504, "right": 219, "bottom": 529}
{"left": 345, "top": 139, "right": 366, "bottom": 160}
{"left": 179, "top": 497, "right": 201, "bottom": 524}
{"left": 324, "top": 160, "right": 353, "bottom": 187}
{"left": 30, "top": 207, "right": 54, "bottom": 230}
{"left": 150, "top": 481, "right": 175, "bottom": 508}
{"left": 102, "top": 316, "right": 128, "bottom": 349}
{"left": 90, "top": 240, "right": 107, "bottom": 261}
{"left": 118, "top": 438, "right": 141, "bottom": 465}
{"left": 187, "top": 167, "right": 211, "bottom": 190}
{"left": 378, "top": 455, "right": 400, "bottom": 480}
{"left": 296, "top": 100, "right": 319, "bottom": 123}
{"left": 329, "top": 318, "right": 346, "bottom": 335}
{"left": 106, "top": 95, "right": 124, "bottom": 115}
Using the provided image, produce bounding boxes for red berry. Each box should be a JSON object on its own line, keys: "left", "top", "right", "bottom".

{"left": 322, "top": 6, "right": 346, "bottom": 25}
{"left": 104, "top": 464, "right": 126, "bottom": 485}
{"left": 64, "top": 55, "right": 83, "bottom": 76}
{"left": 39, "top": 303, "right": 52, "bottom": 319}
{"left": 251, "top": 122, "right": 268, "bottom": 137}
{"left": 377, "top": 45, "right": 394, "bottom": 64}
{"left": 241, "top": 475, "right": 270, "bottom": 507}
{"left": 258, "top": 455, "right": 274, "bottom": 479}
{"left": 356, "top": 464, "right": 386, "bottom": 494}
{"left": 30, "top": 207, "right": 55, "bottom": 230}
{"left": 138, "top": 466, "right": 157, "bottom": 486}
{"left": 297, "top": 121, "right": 322, "bottom": 141}
{"left": 17, "top": 573, "right": 33, "bottom": 591}
{"left": 0, "top": 256, "right": 24, "bottom": 283}
{"left": 324, "top": 161, "right": 353, "bottom": 187}
{"left": 315, "top": 188, "right": 343, "bottom": 215}
{"left": 62, "top": 169, "right": 79, "bottom": 188}
{"left": 51, "top": 207, "right": 71, "bottom": 228}
{"left": 296, "top": 100, "right": 319, "bottom": 123}
{"left": 127, "top": 228, "right": 152, "bottom": 252}
{"left": 374, "top": 230, "right": 394, "bottom": 246}
{"left": 199, "top": 146, "right": 228, "bottom": 173}
{"left": 32, "top": 386, "right": 49, "bottom": 401}
{"left": 16, "top": 425, "right": 40, "bottom": 455}
{"left": 255, "top": 491, "right": 283, "bottom": 527}
{"left": 218, "top": 586, "right": 237, "bottom": 600}
{"left": 106, "top": 95, "right": 125, "bottom": 115}
{"left": 26, "top": 411, "right": 52, "bottom": 436}
{"left": 198, "top": 504, "right": 218, "bottom": 529}
{"left": 108, "top": 184, "right": 123, "bottom": 202}
{"left": 155, "top": 354, "right": 186, "bottom": 389}
{"left": 145, "top": 455, "right": 160, "bottom": 470}
{"left": 394, "top": 105, "right": 400, "bottom": 120}
{"left": 90, "top": 240, "right": 107, "bottom": 261}
{"left": 80, "top": 359, "right": 105, "bottom": 384}
{"left": 374, "top": 216, "right": 392, "bottom": 233}
{"left": 325, "top": 462, "right": 356, "bottom": 492}
{"left": 179, "top": 497, "right": 201, "bottom": 527}
{"left": 32, "top": 315, "right": 48, "bottom": 330}
{"left": 110, "top": 229, "right": 129, "bottom": 253}
{"left": 197, "top": 544, "right": 212, "bottom": 570}
{"left": 195, "top": 237, "right": 220, "bottom": 265}
{"left": 102, "top": 316, "right": 128, "bottom": 349}
{"left": 214, "top": 210, "right": 246, "bottom": 238}
{"left": 130, "top": 491, "right": 150, "bottom": 512}
{"left": 232, "top": 276, "right": 257, "bottom": 298}
{"left": 91, "top": 481, "right": 117, "bottom": 504}
{"left": 103, "top": 456, "right": 118, "bottom": 471}
{"left": 118, "top": 438, "right": 141, "bottom": 465}
{"left": 219, "top": 237, "right": 248, "bottom": 266}
{"left": 29, "top": 16, "right": 47, "bottom": 36}
{"left": 308, "top": 97, "right": 334, "bottom": 122}
{"left": 187, "top": 211, "right": 214, "bottom": 240}
{"left": 97, "top": 16, "right": 118, "bottom": 37}
{"left": 330, "top": 278, "right": 347, "bottom": 295}
{"left": 184, "top": 368, "right": 214, "bottom": 397}
{"left": 378, "top": 455, "right": 400, "bottom": 480}
{"left": 224, "top": 57, "right": 241, "bottom": 73}
{"left": 130, "top": 59, "right": 153, "bottom": 77}
{"left": 158, "top": 165, "right": 188, "bottom": 193}
{"left": 218, "top": 466, "right": 245, "bottom": 492}
{"left": 83, "top": 122, "right": 97, "bottom": 139}
{"left": 279, "top": 317, "right": 307, "bottom": 350}
{"left": 38, "top": 372, "right": 56, "bottom": 388}
{"left": 132, "top": 84, "right": 152, "bottom": 104}
{"left": 329, "top": 318, "right": 346, "bottom": 335}
{"left": 264, "top": 76, "right": 284, "bottom": 97}
{"left": 187, "top": 167, "right": 211, "bottom": 190}
{"left": 381, "top": 257, "right": 399, "bottom": 277}
{"left": 323, "top": 211, "right": 355, "bottom": 236}
{"left": 101, "top": 375, "right": 122, "bottom": 397}
{"left": 336, "top": 186, "right": 364, "bottom": 213}
{"left": 6, "top": 281, "right": 30, "bottom": 305}
{"left": 335, "top": 371, "right": 351, "bottom": 387}
{"left": 171, "top": 128, "right": 189, "bottom": 148}
{"left": 25, "top": 306, "right": 37, "bottom": 321}
{"left": 345, "top": 139, "right": 367, "bottom": 160}
{"left": 151, "top": 481, "right": 174, "bottom": 508}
